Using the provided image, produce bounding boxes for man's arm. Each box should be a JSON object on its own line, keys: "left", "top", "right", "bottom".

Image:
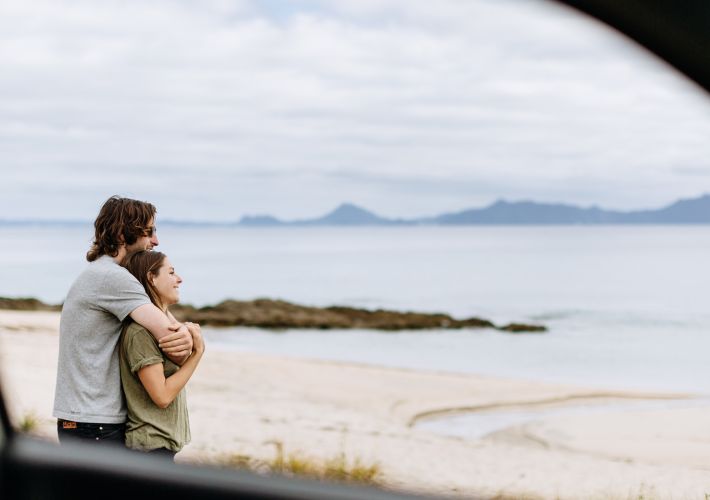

{"left": 130, "top": 303, "right": 193, "bottom": 365}
{"left": 166, "top": 310, "right": 179, "bottom": 324}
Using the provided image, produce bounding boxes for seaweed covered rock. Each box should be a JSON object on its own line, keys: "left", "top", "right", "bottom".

{"left": 498, "top": 323, "right": 547, "bottom": 333}
{"left": 0, "top": 297, "right": 61, "bottom": 311}
{"left": 0, "top": 295, "right": 546, "bottom": 333}
{"left": 170, "top": 299, "right": 499, "bottom": 331}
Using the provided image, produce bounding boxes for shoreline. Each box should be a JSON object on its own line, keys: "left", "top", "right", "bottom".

{"left": 1, "top": 310, "right": 709, "bottom": 499}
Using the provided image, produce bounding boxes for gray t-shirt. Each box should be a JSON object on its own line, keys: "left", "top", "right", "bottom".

{"left": 53, "top": 255, "right": 150, "bottom": 423}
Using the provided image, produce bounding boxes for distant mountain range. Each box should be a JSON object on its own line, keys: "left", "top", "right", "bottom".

{"left": 3, "top": 194, "right": 710, "bottom": 226}
{"left": 240, "top": 203, "right": 413, "bottom": 226}
{"left": 237, "top": 194, "right": 710, "bottom": 226}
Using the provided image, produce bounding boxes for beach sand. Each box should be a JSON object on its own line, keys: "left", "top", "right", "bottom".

{"left": 1, "top": 310, "right": 708, "bottom": 499}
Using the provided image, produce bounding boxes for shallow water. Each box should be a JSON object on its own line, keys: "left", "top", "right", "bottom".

{"left": 3, "top": 224, "right": 710, "bottom": 394}
{"left": 414, "top": 397, "right": 710, "bottom": 439}
{"left": 202, "top": 324, "right": 710, "bottom": 395}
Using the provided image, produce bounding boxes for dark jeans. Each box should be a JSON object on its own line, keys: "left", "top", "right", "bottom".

{"left": 56, "top": 419, "right": 125, "bottom": 446}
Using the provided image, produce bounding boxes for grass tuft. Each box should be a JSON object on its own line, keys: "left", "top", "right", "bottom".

{"left": 17, "top": 412, "right": 38, "bottom": 433}
{"left": 216, "top": 441, "right": 381, "bottom": 486}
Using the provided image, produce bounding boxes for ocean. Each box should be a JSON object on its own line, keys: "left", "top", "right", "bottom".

{"left": 1, "top": 224, "right": 709, "bottom": 394}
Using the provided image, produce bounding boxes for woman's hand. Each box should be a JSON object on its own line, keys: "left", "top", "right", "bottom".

{"left": 184, "top": 322, "right": 204, "bottom": 354}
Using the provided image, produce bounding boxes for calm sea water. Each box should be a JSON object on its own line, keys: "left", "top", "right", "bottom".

{"left": 1, "top": 225, "right": 709, "bottom": 394}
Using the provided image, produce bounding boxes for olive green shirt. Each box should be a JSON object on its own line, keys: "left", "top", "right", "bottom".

{"left": 119, "top": 321, "right": 191, "bottom": 452}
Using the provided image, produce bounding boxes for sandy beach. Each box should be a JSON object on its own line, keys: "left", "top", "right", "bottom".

{"left": 1, "top": 310, "right": 708, "bottom": 499}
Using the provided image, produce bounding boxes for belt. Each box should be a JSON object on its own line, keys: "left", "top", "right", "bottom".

{"left": 58, "top": 419, "right": 125, "bottom": 430}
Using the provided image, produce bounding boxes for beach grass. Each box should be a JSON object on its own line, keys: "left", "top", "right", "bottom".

{"left": 215, "top": 441, "right": 381, "bottom": 486}
{"left": 17, "top": 411, "right": 39, "bottom": 433}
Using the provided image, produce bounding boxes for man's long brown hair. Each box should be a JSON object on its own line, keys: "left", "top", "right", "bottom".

{"left": 121, "top": 250, "right": 167, "bottom": 311}
{"left": 87, "top": 196, "right": 157, "bottom": 262}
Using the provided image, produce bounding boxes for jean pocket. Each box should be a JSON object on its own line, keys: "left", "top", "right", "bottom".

{"left": 99, "top": 426, "right": 125, "bottom": 443}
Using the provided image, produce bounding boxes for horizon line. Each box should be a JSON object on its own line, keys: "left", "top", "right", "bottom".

{"left": 1, "top": 192, "right": 707, "bottom": 225}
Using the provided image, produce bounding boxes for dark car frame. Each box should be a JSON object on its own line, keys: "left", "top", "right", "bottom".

{"left": 1, "top": 1, "right": 708, "bottom": 498}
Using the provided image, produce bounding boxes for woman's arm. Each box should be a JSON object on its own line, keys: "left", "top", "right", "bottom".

{"left": 137, "top": 323, "right": 205, "bottom": 409}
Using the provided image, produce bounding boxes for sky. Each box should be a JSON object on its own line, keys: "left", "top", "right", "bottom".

{"left": 2, "top": 0, "right": 710, "bottom": 221}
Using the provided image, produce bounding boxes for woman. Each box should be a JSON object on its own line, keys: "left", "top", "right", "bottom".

{"left": 119, "top": 250, "right": 204, "bottom": 460}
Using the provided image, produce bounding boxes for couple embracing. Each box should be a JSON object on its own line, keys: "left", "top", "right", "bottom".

{"left": 53, "top": 196, "right": 204, "bottom": 460}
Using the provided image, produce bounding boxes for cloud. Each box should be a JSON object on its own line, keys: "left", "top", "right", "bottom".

{"left": 1, "top": 0, "right": 710, "bottom": 219}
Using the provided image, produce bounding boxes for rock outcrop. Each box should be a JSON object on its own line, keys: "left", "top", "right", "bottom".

{"left": 0, "top": 296, "right": 546, "bottom": 333}
{"left": 170, "top": 299, "right": 547, "bottom": 333}
{"left": 0, "top": 297, "right": 61, "bottom": 311}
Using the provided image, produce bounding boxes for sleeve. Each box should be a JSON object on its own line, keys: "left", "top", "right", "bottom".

{"left": 124, "top": 327, "right": 164, "bottom": 374}
{"left": 96, "top": 267, "right": 151, "bottom": 321}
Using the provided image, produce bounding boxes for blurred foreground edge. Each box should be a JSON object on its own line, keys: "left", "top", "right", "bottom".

{"left": 559, "top": 0, "right": 710, "bottom": 94}
{"left": 1, "top": 437, "right": 428, "bottom": 500}
{"left": 1, "top": 0, "right": 708, "bottom": 499}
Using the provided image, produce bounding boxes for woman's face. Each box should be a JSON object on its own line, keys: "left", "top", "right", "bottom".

{"left": 151, "top": 257, "right": 182, "bottom": 307}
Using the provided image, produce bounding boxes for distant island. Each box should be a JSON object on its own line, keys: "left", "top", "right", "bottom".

{"left": 0, "top": 297, "right": 545, "bottom": 333}
{"left": 236, "top": 194, "right": 710, "bottom": 226}
{"left": 3, "top": 194, "right": 710, "bottom": 226}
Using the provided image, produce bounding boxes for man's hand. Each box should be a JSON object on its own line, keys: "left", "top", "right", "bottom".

{"left": 158, "top": 323, "right": 193, "bottom": 358}
{"left": 130, "top": 305, "right": 193, "bottom": 365}
{"left": 184, "top": 322, "right": 205, "bottom": 354}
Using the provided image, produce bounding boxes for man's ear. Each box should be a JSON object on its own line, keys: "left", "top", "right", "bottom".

{"left": 117, "top": 232, "right": 126, "bottom": 245}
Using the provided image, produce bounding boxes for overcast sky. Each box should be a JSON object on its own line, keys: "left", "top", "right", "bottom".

{"left": 2, "top": 0, "right": 710, "bottom": 221}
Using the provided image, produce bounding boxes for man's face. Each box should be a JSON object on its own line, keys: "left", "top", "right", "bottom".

{"left": 125, "top": 219, "right": 159, "bottom": 253}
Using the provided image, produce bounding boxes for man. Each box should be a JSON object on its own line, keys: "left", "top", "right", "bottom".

{"left": 53, "top": 196, "right": 193, "bottom": 445}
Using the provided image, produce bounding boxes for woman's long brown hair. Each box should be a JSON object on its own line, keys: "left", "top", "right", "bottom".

{"left": 121, "top": 250, "right": 167, "bottom": 311}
